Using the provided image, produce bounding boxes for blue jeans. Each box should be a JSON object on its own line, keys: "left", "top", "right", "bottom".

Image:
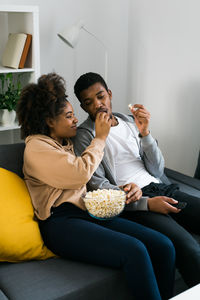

{"left": 39, "top": 203, "right": 175, "bottom": 300}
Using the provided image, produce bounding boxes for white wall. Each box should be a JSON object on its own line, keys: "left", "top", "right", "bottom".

{"left": 127, "top": 0, "right": 200, "bottom": 176}
{"left": 1, "top": 0, "right": 199, "bottom": 176}
{"left": 0, "top": 0, "right": 129, "bottom": 123}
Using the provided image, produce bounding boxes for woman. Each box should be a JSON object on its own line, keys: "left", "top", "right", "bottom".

{"left": 17, "top": 72, "right": 175, "bottom": 300}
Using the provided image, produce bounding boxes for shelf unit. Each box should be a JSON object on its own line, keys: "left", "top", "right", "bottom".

{"left": 0, "top": 5, "right": 40, "bottom": 143}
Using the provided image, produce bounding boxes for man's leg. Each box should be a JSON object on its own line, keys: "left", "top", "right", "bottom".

{"left": 122, "top": 210, "right": 200, "bottom": 287}
{"left": 142, "top": 184, "right": 200, "bottom": 234}
{"left": 170, "top": 190, "right": 200, "bottom": 234}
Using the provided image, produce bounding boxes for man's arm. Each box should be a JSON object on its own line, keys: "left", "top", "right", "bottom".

{"left": 73, "top": 127, "right": 149, "bottom": 211}
{"left": 128, "top": 104, "right": 165, "bottom": 179}
{"left": 140, "top": 133, "right": 165, "bottom": 179}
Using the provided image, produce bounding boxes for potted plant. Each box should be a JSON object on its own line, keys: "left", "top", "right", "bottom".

{"left": 0, "top": 73, "right": 22, "bottom": 126}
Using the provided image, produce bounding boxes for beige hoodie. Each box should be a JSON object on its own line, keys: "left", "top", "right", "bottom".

{"left": 23, "top": 134, "right": 105, "bottom": 220}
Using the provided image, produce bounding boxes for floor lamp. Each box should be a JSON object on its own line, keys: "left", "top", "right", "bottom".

{"left": 57, "top": 20, "right": 108, "bottom": 82}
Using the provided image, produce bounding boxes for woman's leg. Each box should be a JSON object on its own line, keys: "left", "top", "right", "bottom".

{"left": 39, "top": 207, "right": 175, "bottom": 300}
{"left": 102, "top": 216, "right": 175, "bottom": 300}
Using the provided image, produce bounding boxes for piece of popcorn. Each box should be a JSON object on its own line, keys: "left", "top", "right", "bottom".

{"left": 128, "top": 103, "right": 133, "bottom": 110}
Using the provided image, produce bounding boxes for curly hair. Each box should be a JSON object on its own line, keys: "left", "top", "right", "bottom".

{"left": 74, "top": 72, "right": 108, "bottom": 102}
{"left": 17, "top": 73, "right": 68, "bottom": 139}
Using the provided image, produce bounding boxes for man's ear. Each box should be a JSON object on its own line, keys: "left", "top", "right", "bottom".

{"left": 108, "top": 89, "right": 112, "bottom": 99}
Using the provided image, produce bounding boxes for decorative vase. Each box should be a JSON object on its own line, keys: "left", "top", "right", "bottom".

{"left": 0, "top": 109, "right": 16, "bottom": 126}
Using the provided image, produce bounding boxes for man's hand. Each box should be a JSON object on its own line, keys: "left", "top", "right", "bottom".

{"left": 121, "top": 183, "right": 142, "bottom": 204}
{"left": 130, "top": 104, "right": 150, "bottom": 137}
{"left": 147, "top": 196, "right": 181, "bottom": 214}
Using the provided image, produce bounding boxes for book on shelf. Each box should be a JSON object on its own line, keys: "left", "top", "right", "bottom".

{"left": 1, "top": 33, "right": 32, "bottom": 69}
{"left": 19, "top": 34, "right": 32, "bottom": 69}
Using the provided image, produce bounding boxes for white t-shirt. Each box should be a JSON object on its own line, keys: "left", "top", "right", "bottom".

{"left": 106, "top": 117, "right": 159, "bottom": 188}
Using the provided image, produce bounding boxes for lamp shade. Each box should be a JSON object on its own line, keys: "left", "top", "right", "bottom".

{"left": 57, "top": 20, "right": 84, "bottom": 48}
{"left": 57, "top": 19, "right": 108, "bottom": 81}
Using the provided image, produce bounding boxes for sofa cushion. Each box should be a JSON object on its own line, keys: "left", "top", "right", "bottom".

{"left": 0, "top": 258, "right": 132, "bottom": 300}
{"left": 0, "top": 143, "right": 25, "bottom": 178}
{"left": 164, "top": 168, "right": 200, "bottom": 197}
{"left": 0, "top": 167, "right": 55, "bottom": 262}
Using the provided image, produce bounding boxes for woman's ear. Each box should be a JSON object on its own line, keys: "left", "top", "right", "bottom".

{"left": 46, "top": 117, "right": 54, "bottom": 128}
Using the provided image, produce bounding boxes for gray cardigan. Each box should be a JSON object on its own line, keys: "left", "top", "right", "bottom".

{"left": 72, "top": 112, "right": 165, "bottom": 211}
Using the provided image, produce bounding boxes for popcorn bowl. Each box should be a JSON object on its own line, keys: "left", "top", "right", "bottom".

{"left": 82, "top": 189, "right": 126, "bottom": 220}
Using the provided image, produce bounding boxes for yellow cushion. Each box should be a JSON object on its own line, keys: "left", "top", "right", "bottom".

{"left": 0, "top": 167, "right": 56, "bottom": 262}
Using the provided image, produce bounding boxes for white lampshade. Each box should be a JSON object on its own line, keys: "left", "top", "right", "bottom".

{"left": 57, "top": 19, "right": 108, "bottom": 81}
{"left": 57, "top": 20, "right": 84, "bottom": 48}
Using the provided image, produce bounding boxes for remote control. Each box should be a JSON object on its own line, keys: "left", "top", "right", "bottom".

{"left": 172, "top": 201, "right": 187, "bottom": 209}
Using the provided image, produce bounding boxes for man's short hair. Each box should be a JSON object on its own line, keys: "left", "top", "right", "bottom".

{"left": 74, "top": 72, "right": 108, "bottom": 102}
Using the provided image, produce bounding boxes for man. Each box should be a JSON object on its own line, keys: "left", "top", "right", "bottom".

{"left": 72, "top": 72, "right": 200, "bottom": 288}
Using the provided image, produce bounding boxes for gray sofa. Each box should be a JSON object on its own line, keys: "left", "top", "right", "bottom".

{"left": 0, "top": 143, "right": 199, "bottom": 300}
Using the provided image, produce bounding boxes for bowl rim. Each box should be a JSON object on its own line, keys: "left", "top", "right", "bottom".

{"left": 82, "top": 189, "right": 126, "bottom": 200}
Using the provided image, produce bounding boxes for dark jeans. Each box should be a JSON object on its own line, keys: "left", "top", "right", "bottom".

{"left": 122, "top": 183, "right": 200, "bottom": 288}
{"left": 39, "top": 203, "right": 175, "bottom": 300}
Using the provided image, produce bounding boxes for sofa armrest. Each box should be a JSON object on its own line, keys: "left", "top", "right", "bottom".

{"left": 164, "top": 167, "right": 200, "bottom": 191}
{"left": 194, "top": 151, "right": 200, "bottom": 179}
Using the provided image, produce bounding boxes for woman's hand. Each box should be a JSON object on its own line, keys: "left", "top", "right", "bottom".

{"left": 95, "top": 112, "right": 112, "bottom": 141}
{"left": 147, "top": 196, "right": 181, "bottom": 214}
{"left": 121, "top": 182, "right": 143, "bottom": 204}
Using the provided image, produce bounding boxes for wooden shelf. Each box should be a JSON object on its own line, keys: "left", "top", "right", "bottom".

{"left": 0, "top": 65, "right": 34, "bottom": 74}
{"left": 0, "top": 5, "right": 40, "bottom": 143}
{"left": 0, "top": 123, "right": 20, "bottom": 131}
{"left": 0, "top": 5, "right": 38, "bottom": 13}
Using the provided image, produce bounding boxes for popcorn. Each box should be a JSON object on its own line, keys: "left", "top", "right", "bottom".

{"left": 128, "top": 103, "right": 133, "bottom": 110}
{"left": 83, "top": 189, "right": 126, "bottom": 219}
{"left": 128, "top": 104, "right": 139, "bottom": 111}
